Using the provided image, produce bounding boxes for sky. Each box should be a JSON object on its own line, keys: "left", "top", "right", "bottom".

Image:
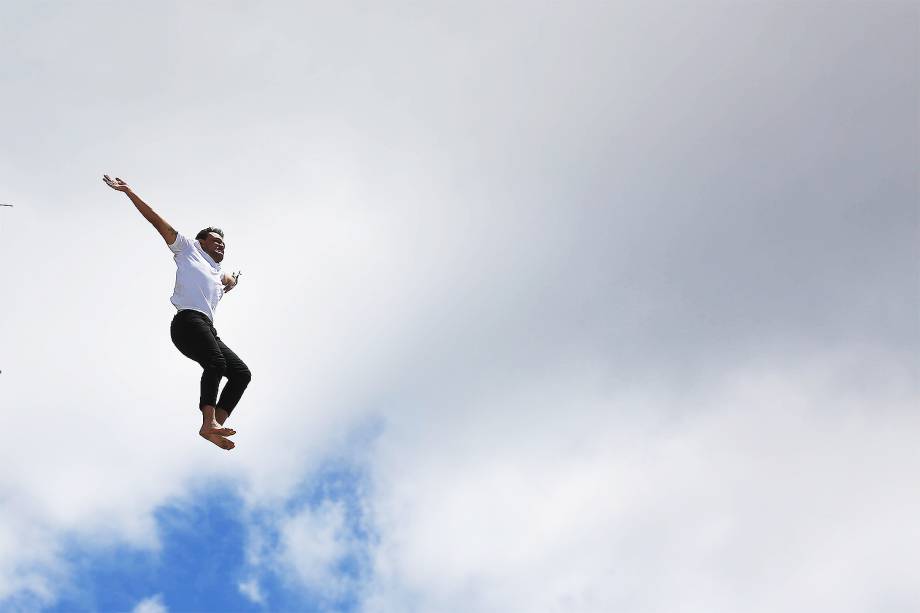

{"left": 0, "top": 1, "right": 917, "bottom": 612}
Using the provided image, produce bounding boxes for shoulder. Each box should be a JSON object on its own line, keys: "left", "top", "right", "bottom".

{"left": 168, "top": 232, "right": 193, "bottom": 254}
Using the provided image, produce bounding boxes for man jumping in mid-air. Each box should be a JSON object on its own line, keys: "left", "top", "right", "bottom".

{"left": 104, "top": 175, "right": 251, "bottom": 450}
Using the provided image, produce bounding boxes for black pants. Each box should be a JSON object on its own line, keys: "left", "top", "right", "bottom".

{"left": 170, "top": 309, "right": 251, "bottom": 415}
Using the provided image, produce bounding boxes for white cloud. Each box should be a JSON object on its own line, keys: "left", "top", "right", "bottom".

{"left": 132, "top": 593, "right": 168, "bottom": 613}
{"left": 0, "top": 1, "right": 916, "bottom": 610}
{"left": 276, "top": 500, "right": 354, "bottom": 600}
{"left": 238, "top": 578, "right": 264, "bottom": 604}
{"left": 359, "top": 351, "right": 920, "bottom": 613}
{"left": 0, "top": 511, "right": 59, "bottom": 605}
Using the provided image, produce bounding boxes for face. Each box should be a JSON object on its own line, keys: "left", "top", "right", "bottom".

{"left": 200, "top": 232, "right": 225, "bottom": 263}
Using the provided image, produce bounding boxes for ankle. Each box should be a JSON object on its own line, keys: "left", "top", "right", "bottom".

{"left": 200, "top": 405, "right": 218, "bottom": 423}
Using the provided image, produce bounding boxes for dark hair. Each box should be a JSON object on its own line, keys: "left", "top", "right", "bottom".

{"left": 196, "top": 227, "right": 224, "bottom": 240}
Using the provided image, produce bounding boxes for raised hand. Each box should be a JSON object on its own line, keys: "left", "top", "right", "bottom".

{"left": 102, "top": 175, "right": 133, "bottom": 193}
{"left": 103, "top": 175, "right": 177, "bottom": 245}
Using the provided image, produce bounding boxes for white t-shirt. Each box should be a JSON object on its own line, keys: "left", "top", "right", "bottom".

{"left": 169, "top": 233, "right": 223, "bottom": 322}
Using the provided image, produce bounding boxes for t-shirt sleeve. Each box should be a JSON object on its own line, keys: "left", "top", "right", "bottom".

{"left": 168, "top": 233, "right": 193, "bottom": 255}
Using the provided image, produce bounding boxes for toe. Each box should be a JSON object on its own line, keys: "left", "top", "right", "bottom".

{"left": 201, "top": 432, "right": 235, "bottom": 450}
{"left": 201, "top": 426, "right": 236, "bottom": 437}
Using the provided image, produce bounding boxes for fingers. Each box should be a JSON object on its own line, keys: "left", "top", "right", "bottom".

{"left": 102, "top": 175, "right": 130, "bottom": 192}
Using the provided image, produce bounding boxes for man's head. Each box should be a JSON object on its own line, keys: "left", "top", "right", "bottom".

{"left": 196, "top": 227, "right": 225, "bottom": 263}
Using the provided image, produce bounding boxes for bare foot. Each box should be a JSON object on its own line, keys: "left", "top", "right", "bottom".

{"left": 200, "top": 429, "right": 236, "bottom": 450}
{"left": 201, "top": 421, "right": 236, "bottom": 436}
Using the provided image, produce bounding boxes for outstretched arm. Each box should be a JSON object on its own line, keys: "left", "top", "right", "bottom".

{"left": 103, "top": 175, "right": 178, "bottom": 245}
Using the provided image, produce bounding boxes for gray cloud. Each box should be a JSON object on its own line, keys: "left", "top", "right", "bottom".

{"left": 0, "top": 1, "right": 916, "bottom": 611}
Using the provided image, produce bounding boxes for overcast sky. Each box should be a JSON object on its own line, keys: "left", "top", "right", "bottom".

{"left": 1, "top": 2, "right": 918, "bottom": 612}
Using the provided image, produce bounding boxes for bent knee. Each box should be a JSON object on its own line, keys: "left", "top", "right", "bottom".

{"left": 203, "top": 357, "right": 227, "bottom": 375}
